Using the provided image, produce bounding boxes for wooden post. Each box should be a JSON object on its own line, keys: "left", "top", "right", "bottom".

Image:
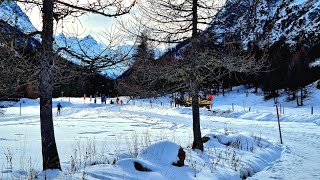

{"left": 243, "top": 100, "right": 245, "bottom": 111}
{"left": 279, "top": 104, "right": 281, "bottom": 115}
{"left": 276, "top": 104, "right": 283, "bottom": 144}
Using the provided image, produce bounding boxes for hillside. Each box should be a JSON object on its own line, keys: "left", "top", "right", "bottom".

{"left": 119, "top": 0, "right": 320, "bottom": 98}
{"left": 200, "top": 0, "right": 320, "bottom": 91}
{"left": 0, "top": 1, "right": 36, "bottom": 33}
{"left": 207, "top": 0, "right": 320, "bottom": 50}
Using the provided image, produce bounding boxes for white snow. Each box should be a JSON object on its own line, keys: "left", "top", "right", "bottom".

{"left": 310, "top": 58, "right": 320, "bottom": 67}
{"left": 0, "top": 83, "right": 320, "bottom": 179}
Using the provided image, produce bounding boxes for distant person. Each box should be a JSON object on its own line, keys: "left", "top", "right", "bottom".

{"left": 110, "top": 100, "right": 114, "bottom": 104}
{"left": 101, "top": 95, "right": 106, "bottom": 104}
{"left": 57, "top": 103, "right": 62, "bottom": 116}
{"left": 116, "top": 97, "right": 119, "bottom": 104}
{"left": 120, "top": 99, "right": 123, "bottom": 106}
{"left": 208, "top": 93, "right": 213, "bottom": 110}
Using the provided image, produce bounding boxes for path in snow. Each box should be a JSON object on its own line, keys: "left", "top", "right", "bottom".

{"left": 248, "top": 122, "right": 320, "bottom": 179}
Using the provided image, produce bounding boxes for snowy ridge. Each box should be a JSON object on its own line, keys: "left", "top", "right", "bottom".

{"left": 208, "top": 0, "right": 320, "bottom": 48}
{"left": 0, "top": 1, "right": 36, "bottom": 33}
{"left": 55, "top": 33, "right": 165, "bottom": 78}
{"left": 55, "top": 33, "right": 134, "bottom": 78}
{"left": 55, "top": 33, "right": 113, "bottom": 63}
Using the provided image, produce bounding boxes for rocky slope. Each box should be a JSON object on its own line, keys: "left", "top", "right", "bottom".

{"left": 0, "top": 1, "right": 36, "bottom": 33}
{"left": 207, "top": 0, "right": 320, "bottom": 50}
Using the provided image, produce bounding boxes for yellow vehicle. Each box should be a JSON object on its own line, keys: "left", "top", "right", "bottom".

{"left": 185, "top": 97, "right": 211, "bottom": 107}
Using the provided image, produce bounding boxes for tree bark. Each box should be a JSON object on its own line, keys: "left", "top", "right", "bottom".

{"left": 191, "top": 86, "right": 203, "bottom": 150}
{"left": 40, "top": 0, "right": 61, "bottom": 170}
{"left": 191, "top": 0, "right": 203, "bottom": 151}
{"left": 300, "top": 87, "right": 303, "bottom": 106}
{"left": 222, "top": 81, "right": 225, "bottom": 96}
{"left": 296, "top": 91, "right": 300, "bottom": 106}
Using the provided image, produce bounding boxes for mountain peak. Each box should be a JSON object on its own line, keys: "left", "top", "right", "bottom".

{"left": 57, "top": 32, "right": 67, "bottom": 39}
{"left": 82, "top": 35, "right": 98, "bottom": 45}
{"left": 0, "top": 1, "right": 37, "bottom": 33}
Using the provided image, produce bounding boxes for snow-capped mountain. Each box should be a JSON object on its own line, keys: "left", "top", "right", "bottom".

{"left": 55, "top": 33, "right": 164, "bottom": 78}
{"left": 0, "top": 1, "right": 132, "bottom": 78}
{"left": 0, "top": 1, "right": 36, "bottom": 33}
{"left": 55, "top": 33, "right": 110, "bottom": 60}
{"left": 207, "top": 0, "right": 320, "bottom": 49}
{"left": 55, "top": 33, "right": 135, "bottom": 78}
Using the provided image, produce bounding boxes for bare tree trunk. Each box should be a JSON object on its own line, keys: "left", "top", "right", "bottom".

{"left": 300, "top": 87, "right": 303, "bottom": 106}
{"left": 296, "top": 91, "right": 300, "bottom": 106}
{"left": 191, "top": 85, "right": 203, "bottom": 150}
{"left": 222, "top": 81, "right": 225, "bottom": 96}
{"left": 40, "top": 0, "right": 61, "bottom": 170}
{"left": 191, "top": 0, "right": 203, "bottom": 151}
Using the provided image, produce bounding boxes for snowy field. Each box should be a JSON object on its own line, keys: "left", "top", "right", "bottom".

{"left": 0, "top": 84, "right": 320, "bottom": 179}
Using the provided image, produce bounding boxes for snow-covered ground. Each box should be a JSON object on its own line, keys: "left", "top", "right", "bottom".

{"left": 0, "top": 83, "right": 319, "bottom": 179}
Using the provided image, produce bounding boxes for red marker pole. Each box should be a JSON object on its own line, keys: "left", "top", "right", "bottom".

{"left": 276, "top": 104, "right": 283, "bottom": 144}
{"left": 84, "top": 94, "right": 86, "bottom": 103}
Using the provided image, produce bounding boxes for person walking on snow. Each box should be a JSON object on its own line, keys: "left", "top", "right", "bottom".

{"left": 208, "top": 93, "right": 213, "bottom": 110}
{"left": 57, "top": 103, "right": 62, "bottom": 116}
{"left": 116, "top": 97, "right": 119, "bottom": 104}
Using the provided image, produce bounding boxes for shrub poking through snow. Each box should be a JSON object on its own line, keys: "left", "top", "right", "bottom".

{"left": 172, "top": 147, "right": 186, "bottom": 167}
{"left": 202, "top": 136, "right": 210, "bottom": 143}
{"left": 133, "top": 162, "right": 151, "bottom": 172}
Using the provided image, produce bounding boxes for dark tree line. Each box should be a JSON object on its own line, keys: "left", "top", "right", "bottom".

{"left": 248, "top": 37, "right": 320, "bottom": 106}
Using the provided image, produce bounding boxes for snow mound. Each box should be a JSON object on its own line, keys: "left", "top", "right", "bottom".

{"left": 137, "top": 140, "right": 181, "bottom": 165}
